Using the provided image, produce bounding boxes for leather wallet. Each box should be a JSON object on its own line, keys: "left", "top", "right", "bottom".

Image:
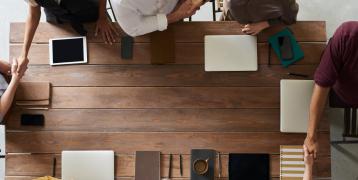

{"left": 135, "top": 151, "right": 160, "bottom": 180}
{"left": 150, "top": 28, "right": 175, "bottom": 64}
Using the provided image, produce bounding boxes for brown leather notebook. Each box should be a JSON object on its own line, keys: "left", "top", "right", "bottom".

{"left": 15, "top": 82, "right": 51, "bottom": 106}
{"left": 150, "top": 28, "right": 175, "bottom": 64}
{"left": 135, "top": 151, "right": 161, "bottom": 180}
{"left": 15, "top": 82, "right": 50, "bottom": 101}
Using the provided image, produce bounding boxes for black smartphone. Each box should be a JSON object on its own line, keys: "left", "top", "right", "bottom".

{"left": 21, "top": 114, "right": 45, "bottom": 126}
{"left": 278, "top": 36, "right": 294, "bottom": 60}
{"left": 121, "top": 35, "right": 134, "bottom": 59}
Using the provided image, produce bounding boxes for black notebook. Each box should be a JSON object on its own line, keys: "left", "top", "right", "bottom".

{"left": 190, "top": 149, "right": 216, "bottom": 180}
{"left": 229, "top": 153, "right": 270, "bottom": 180}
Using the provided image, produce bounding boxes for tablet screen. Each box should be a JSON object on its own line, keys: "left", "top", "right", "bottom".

{"left": 52, "top": 37, "right": 85, "bottom": 64}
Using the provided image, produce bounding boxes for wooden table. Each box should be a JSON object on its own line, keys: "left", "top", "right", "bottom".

{"left": 5, "top": 21, "right": 330, "bottom": 179}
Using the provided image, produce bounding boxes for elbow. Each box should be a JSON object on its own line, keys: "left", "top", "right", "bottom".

{"left": 118, "top": 22, "right": 141, "bottom": 37}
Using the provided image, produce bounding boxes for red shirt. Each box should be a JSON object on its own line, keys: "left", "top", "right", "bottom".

{"left": 314, "top": 21, "right": 358, "bottom": 106}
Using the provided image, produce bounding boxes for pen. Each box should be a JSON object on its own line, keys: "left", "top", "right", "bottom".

{"left": 180, "top": 154, "right": 183, "bottom": 176}
{"left": 53, "top": 157, "right": 56, "bottom": 177}
{"left": 287, "top": 72, "right": 309, "bottom": 78}
{"left": 218, "top": 152, "right": 222, "bottom": 178}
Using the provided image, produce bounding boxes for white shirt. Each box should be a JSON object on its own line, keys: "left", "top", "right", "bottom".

{"left": 112, "top": 0, "right": 179, "bottom": 37}
{"left": 24, "top": 0, "right": 61, "bottom": 7}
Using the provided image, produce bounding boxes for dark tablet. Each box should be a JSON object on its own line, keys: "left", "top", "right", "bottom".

{"left": 49, "top": 37, "right": 87, "bottom": 65}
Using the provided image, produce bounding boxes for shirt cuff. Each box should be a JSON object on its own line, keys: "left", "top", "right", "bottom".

{"left": 156, "top": 14, "right": 168, "bottom": 31}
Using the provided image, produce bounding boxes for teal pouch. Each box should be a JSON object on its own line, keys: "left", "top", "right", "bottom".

{"left": 268, "top": 28, "right": 304, "bottom": 67}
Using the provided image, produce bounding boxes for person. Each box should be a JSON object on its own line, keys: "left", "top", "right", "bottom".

{"left": 220, "top": 0, "right": 299, "bottom": 35}
{"left": 303, "top": 145, "right": 314, "bottom": 180}
{"left": 16, "top": 0, "right": 119, "bottom": 77}
{"left": 0, "top": 59, "right": 25, "bottom": 121}
{"left": 304, "top": 21, "right": 358, "bottom": 158}
{"left": 111, "top": 0, "right": 208, "bottom": 37}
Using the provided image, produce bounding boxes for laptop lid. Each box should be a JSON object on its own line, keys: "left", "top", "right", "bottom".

{"left": 62, "top": 150, "right": 114, "bottom": 180}
{"left": 280, "top": 80, "right": 314, "bottom": 133}
{"left": 204, "top": 35, "right": 258, "bottom": 72}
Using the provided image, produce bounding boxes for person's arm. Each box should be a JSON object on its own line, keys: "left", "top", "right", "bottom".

{"left": 0, "top": 61, "right": 10, "bottom": 76}
{"left": 95, "top": 0, "right": 119, "bottom": 44}
{"left": 17, "top": 5, "right": 41, "bottom": 74}
{"left": 116, "top": 0, "right": 198, "bottom": 37}
{"left": 303, "top": 145, "right": 314, "bottom": 180}
{"left": 304, "top": 84, "right": 330, "bottom": 158}
{"left": 0, "top": 61, "right": 22, "bottom": 119}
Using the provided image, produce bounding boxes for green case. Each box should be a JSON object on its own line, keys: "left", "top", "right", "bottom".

{"left": 268, "top": 28, "right": 304, "bottom": 67}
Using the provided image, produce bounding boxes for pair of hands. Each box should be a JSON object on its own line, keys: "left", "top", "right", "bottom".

{"left": 168, "top": 0, "right": 204, "bottom": 23}
{"left": 10, "top": 58, "right": 27, "bottom": 82}
{"left": 241, "top": 21, "right": 270, "bottom": 36}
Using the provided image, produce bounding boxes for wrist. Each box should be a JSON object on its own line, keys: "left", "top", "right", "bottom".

{"left": 307, "top": 132, "right": 317, "bottom": 140}
{"left": 167, "top": 13, "right": 179, "bottom": 24}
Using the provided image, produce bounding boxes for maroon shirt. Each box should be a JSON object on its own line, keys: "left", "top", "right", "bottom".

{"left": 314, "top": 21, "right": 358, "bottom": 106}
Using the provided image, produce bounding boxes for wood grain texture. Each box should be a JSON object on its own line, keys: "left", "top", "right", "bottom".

{"left": 20, "top": 65, "right": 316, "bottom": 87}
{"left": 5, "top": 154, "right": 330, "bottom": 178}
{"left": 50, "top": 87, "right": 280, "bottom": 109}
{"left": 6, "top": 132, "right": 330, "bottom": 155}
{"left": 7, "top": 21, "right": 330, "bottom": 178}
{"left": 10, "top": 21, "right": 326, "bottom": 43}
{"left": 10, "top": 42, "right": 326, "bottom": 65}
{"left": 6, "top": 108, "right": 329, "bottom": 132}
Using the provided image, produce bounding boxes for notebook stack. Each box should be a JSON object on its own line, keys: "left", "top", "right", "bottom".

{"left": 280, "top": 145, "right": 305, "bottom": 180}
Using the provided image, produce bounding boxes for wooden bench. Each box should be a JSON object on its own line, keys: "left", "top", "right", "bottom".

{"left": 5, "top": 21, "right": 330, "bottom": 179}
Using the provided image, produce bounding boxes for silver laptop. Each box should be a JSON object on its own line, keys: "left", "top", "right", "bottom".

{"left": 62, "top": 150, "right": 114, "bottom": 180}
{"left": 204, "top": 35, "right": 258, "bottom": 71}
{"left": 280, "top": 80, "right": 314, "bottom": 133}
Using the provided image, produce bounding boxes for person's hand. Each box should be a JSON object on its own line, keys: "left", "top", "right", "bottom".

{"left": 11, "top": 58, "right": 25, "bottom": 82}
{"left": 95, "top": 17, "right": 120, "bottom": 45}
{"left": 304, "top": 145, "right": 314, "bottom": 167}
{"left": 242, "top": 21, "right": 270, "bottom": 35}
{"left": 16, "top": 55, "right": 29, "bottom": 75}
{"left": 304, "top": 135, "right": 318, "bottom": 159}
{"left": 167, "top": 0, "right": 199, "bottom": 23}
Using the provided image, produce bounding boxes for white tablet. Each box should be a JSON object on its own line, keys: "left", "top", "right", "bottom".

{"left": 49, "top": 36, "right": 88, "bottom": 65}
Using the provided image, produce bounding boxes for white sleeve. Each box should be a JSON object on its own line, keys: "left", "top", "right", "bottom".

{"left": 24, "top": 0, "right": 39, "bottom": 7}
{"left": 115, "top": 5, "right": 168, "bottom": 37}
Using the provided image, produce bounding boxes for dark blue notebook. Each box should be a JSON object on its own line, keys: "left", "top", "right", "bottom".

{"left": 229, "top": 153, "right": 270, "bottom": 180}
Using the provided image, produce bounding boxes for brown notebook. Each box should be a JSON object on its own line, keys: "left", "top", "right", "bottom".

{"left": 150, "top": 28, "right": 175, "bottom": 64}
{"left": 15, "top": 82, "right": 51, "bottom": 106}
{"left": 135, "top": 151, "right": 161, "bottom": 180}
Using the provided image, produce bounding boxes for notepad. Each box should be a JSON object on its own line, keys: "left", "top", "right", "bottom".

{"left": 135, "top": 151, "right": 161, "bottom": 180}
{"left": 280, "top": 145, "right": 305, "bottom": 180}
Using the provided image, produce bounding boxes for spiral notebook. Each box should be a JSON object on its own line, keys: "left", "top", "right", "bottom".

{"left": 280, "top": 145, "right": 305, "bottom": 180}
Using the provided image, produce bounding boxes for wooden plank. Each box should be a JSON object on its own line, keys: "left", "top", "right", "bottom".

{"left": 49, "top": 87, "right": 279, "bottom": 109}
{"left": 5, "top": 108, "right": 330, "bottom": 132}
{"left": 10, "top": 42, "right": 325, "bottom": 65}
{"left": 5, "top": 154, "right": 330, "bottom": 178}
{"left": 19, "top": 65, "right": 316, "bottom": 87}
{"left": 10, "top": 21, "right": 326, "bottom": 43}
{"left": 5, "top": 177, "right": 283, "bottom": 180}
{"left": 5, "top": 132, "right": 330, "bottom": 155}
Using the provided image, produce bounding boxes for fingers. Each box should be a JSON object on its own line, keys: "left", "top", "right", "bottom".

{"left": 303, "top": 145, "right": 309, "bottom": 156}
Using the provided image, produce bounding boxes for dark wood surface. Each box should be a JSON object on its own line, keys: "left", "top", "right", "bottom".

{"left": 6, "top": 21, "right": 330, "bottom": 179}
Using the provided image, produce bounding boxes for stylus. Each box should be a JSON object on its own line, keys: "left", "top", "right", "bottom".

{"left": 180, "top": 154, "right": 183, "bottom": 176}
{"left": 287, "top": 72, "right": 309, "bottom": 78}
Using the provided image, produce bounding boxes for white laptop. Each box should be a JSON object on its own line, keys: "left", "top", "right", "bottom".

{"left": 204, "top": 35, "right": 258, "bottom": 71}
{"left": 62, "top": 150, "right": 114, "bottom": 180}
{"left": 280, "top": 80, "right": 314, "bottom": 133}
